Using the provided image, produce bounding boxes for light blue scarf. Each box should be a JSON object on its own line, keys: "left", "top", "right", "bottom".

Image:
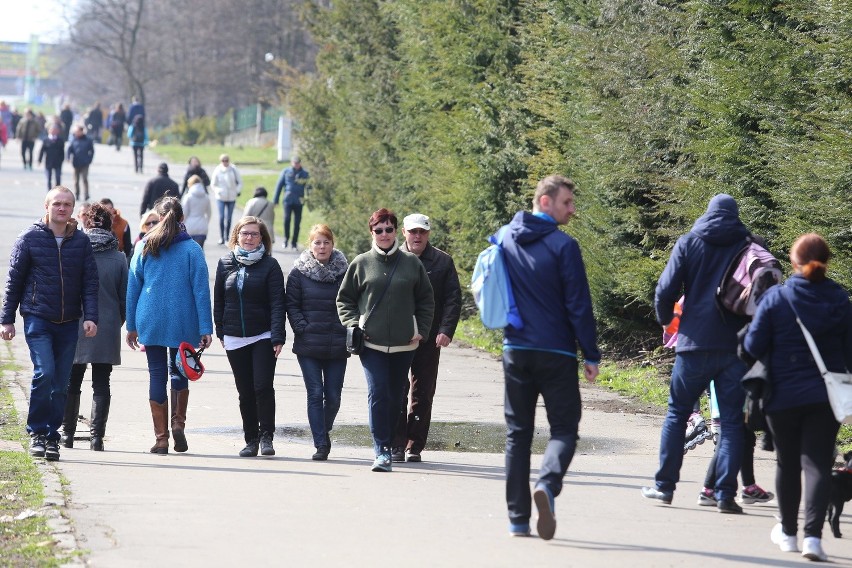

{"left": 233, "top": 244, "right": 265, "bottom": 291}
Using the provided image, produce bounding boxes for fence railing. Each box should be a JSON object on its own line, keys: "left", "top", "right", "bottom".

{"left": 219, "top": 104, "right": 282, "bottom": 135}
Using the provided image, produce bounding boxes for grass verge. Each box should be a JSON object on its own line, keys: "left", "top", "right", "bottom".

{"left": 0, "top": 348, "right": 61, "bottom": 567}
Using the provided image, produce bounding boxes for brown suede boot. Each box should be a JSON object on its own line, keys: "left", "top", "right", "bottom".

{"left": 149, "top": 400, "right": 169, "bottom": 454}
{"left": 171, "top": 389, "right": 189, "bottom": 453}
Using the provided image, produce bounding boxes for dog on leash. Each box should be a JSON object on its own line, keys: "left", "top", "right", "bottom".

{"left": 828, "top": 452, "right": 852, "bottom": 538}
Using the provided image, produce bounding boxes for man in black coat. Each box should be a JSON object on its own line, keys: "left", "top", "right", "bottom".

{"left": 38, "top": 124, "right": 65, "bottom": 191}
{"left": 66, "top": 126, "right": 95, "bottom": 200}
{"left": 392, "top": 213, "right": 462, "bottom": 463}
{"left": 140, "top": 163, "right": 179, "bottom": 216}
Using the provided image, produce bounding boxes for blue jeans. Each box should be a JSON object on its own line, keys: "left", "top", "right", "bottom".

{"left": 283, "top": 202, "right": 303, "bottom": 245}
{"left": 23, "top": 316, "right": 79, "bottom": 440}
{"left": 217, "top": 200, "right": 236, "bottom": 242}
{"left": 297, "top": 355, "right": 347, "bottom": 448}
{"left": 145, "top": 345, "right": 188, "bottom": 403}
{"left": 359, "top": 347, "right": 415, "bottom": 455}
{"left": 503, "top": 349, "right": 581, "bottom": 524}
{"left": 655, "top": 351, "right": 746, "bottom": 500}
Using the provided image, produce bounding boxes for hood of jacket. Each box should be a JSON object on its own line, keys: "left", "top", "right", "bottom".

{"left": 784, "top": 274, "right": 851, "bottom": 337}
{"left": 690, "top": 194, "right": 749, "bottom": 246}
{"left": 188, "top": 182, "right": 207, "bottom": 197}
{"left": 506, "top": 211, "right": 559, "bottom": 245}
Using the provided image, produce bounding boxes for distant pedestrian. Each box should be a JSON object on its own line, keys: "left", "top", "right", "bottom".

{"left": 63, "top": 202, "right": 127, "bottom": 452}
{"left": 67, "top": 125, "right": 95, "bottom": 200}
{"left": 127, "top": 115, "right": 148, "bottom": 174}
{"left": 336, "top": 208, "right": 434, "bottom": 472}
{"left": 38, "top": 125, "right": 65, "bottom": 191}
{"left": 182, "top": 174, "right": 212, "bottom": 248}
{"left": 126, "top": 196, "right": 213, "bottom": 455}
{"left": 86, "top": 102, "right": 103, "bottom": 142}
{"left": 287, "top": 224, "right": 350, "bottom": 460}
{"left": 272, "top": 156, "right": 308, "bottom": 249}
{"left": 214, "top": 217, "right": 286, "bottom": 458}
{"left": 181, "top": 156, "right": 210, "bottom": 196}
{"left": 0, "top": 118, "right": 6, "bottom": 169}
{"left": 243, "top": 187, "right": 275, "bottom": 242}
{"left": 108, "top": 103, "right": 126, "bottom": 151}
{"left": 127, "top": 96, "right": 145, "bottom": 126}
{"left": 0, "top": 100, "right": 11, "bottom": 136}
{"left": 210, "top": 154, "right": 242, "bottom": 245}
{"left": 60, "top": 104, "right": 73, "bottom": 140}
{"left": 139, "top": 163, "right": 180, "bottom": 217}
{"left": 498, "top": 175, "right": 600, "bottom": 540}
{"left": 391, "top": 213, "right": 461, "bottom": 463}
{"left": 16, "top": 108, "right": 41, "bottom": 169}
{"left": 1, "top": 186, "right": 99, "bottom": 462}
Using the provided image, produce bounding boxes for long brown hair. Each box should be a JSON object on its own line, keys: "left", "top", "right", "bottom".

{"left": 142, "top": 196, "right": 184, "bottom": 257}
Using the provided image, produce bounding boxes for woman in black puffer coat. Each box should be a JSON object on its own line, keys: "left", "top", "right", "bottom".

{"left": 286, "top": 224, "right": 349, "bottom": 461}
{"left": 214, "top": 216, "right": 286, "bottom": 458}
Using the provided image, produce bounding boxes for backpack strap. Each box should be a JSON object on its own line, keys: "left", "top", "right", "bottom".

{"left": 491, "top": 225, "right": 523, "bottom": 330}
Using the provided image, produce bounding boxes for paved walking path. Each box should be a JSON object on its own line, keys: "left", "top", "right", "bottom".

{"left": 2, "top": 139, "right": 851, "bottom": 566}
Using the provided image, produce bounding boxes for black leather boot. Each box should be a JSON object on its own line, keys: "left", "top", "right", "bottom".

{"left": 61, "top": 393, "right": 81, "bottom": 448}
{"left": 90, "top": 395, "right": 111, "bottom": 451}
{"left": 260, "top": 431, "right": 275, "bottom": 456}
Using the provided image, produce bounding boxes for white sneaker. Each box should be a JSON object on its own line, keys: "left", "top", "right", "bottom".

{"left": 771, "top": 523, "right": 799, "bottom": 552}
{"left": 802, "top": 536, "right": 827, "bottom": 562}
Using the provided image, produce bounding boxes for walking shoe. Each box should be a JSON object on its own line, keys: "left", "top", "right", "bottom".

{"left": 641, "top": 486, "right": 673, "bottom": 504}
{"left": 771, "top": 523, "right": 799, "bottom": 552}
{"left": 509, "top": 523, "right": 531, "bottom": 537}
{"left": 371, "top": 453, "right": 392, "bottom": 472}
{"left": 45, "top": 439, "right": 60, "bottom": 462}
{"left": 391, "top": 448, "right": 406, "bottom": 463}
{"left": 260, "top": 432, "right": 275, "bottom": 456}
{"left": 406, "top": 450, "right": 422, "bottom": 463}
{"left": 802, "top": 536, "right": 827, "bottom": 561}
{"left": 717, "top": 498, "right": 743, "bottom": 514}
{"left": 239, "top": 440, "right": 259, "bottom": 457}
{"left": 30, "top": 435, "right": 47, "bottom": 458}
{"left": 697, "top": 488, "right": 717, "bottom": 506}
{"left": 533, "top": 485, "right": 556, "bottom": 541}
{"left": 741, "top": 484, "right": 774, "bottom": 504}
{"left": 312, "top": 446, "right": 330, "bottom": 461}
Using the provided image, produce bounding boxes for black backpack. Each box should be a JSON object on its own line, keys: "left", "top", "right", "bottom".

{"left": 132, "top": 126, "right": 145, "bottom": 144}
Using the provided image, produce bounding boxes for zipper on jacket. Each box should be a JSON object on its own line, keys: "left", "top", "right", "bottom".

{"left": 58, "top": 234, "right": 65, "bottom": 321}
{"left": 238, "top": 271, "right": 247, "bottom": 337}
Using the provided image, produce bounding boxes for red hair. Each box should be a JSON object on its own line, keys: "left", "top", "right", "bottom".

{"left": 790, "top": 233, "right": 830, "bottom": 282}
{"left": 368, "top": 208, "right": 397, "bottom": 230}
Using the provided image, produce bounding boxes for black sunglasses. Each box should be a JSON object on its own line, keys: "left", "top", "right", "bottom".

{"left": 372, "top": 227, "right": 396, "bottom": 235}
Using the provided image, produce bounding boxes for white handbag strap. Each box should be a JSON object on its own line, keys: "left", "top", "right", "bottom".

{"left": 781, "top": 285, "right": 831, "bottom": 376}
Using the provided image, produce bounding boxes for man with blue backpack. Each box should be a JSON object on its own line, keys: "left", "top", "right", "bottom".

{"left": 495, "top": 174, "right": 600, "bottom": 541}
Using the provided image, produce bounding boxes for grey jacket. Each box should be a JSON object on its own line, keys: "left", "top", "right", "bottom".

{"left": 73, "top": 246, "right": 128, "bottom": 365}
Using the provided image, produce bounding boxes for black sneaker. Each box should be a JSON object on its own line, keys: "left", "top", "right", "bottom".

{"left": 260, "top": 432, "right": 275, "bottom": 456}
{"left": 406, "top": 450, "right": 422, "bottom": 463}
{"left": 30, "top": 435, "right": 47, "bottom": 458}
{"left": 312, "top": 446, "right": 330, "bottom": 461}
{"left": 239, "top": 440, "right": 259, "bottom": 457}
{"left": 391, "top": 448, "right": 406, "bottom": 463}
{"left": 45, "top": 439, "right": 60, "bottom": 461}
{"left": 717, "top": 498, "right": 744, "bottom": 514}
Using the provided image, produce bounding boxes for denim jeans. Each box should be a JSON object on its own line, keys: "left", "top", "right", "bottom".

{"left": 655, "top": 351, "right": 746, "bottom": 500}
{"left": 359, "top": 347, "right": 415, "bottom": 455}
{"left": 23, "top": 316, "right": 79, "bottom": 440}
{"left": 145, "top": 345, "right": 187, "bottom": 403}
{"left": 503, "top": 349, "right": 581, "bottom": 524}
{"left": 283, "top": 202, "right": 303, "bottom": 245}
{"left": 217, "top": 200, "right": 236, "bottom": 242}
{"left": 297, "top": 355, "right": 347, "bottom": 448}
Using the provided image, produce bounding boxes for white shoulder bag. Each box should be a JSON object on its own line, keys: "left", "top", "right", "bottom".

{"left": 783, "top": 286, "right": 852, "bottom": 424}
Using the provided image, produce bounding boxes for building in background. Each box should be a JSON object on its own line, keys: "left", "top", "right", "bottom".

{"left": 0, "top": 36, "right": 61, "bottom": 105}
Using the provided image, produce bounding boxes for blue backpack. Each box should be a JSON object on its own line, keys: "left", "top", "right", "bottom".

{"left": 471, "top": 226, "right": 524, "bottom": 330}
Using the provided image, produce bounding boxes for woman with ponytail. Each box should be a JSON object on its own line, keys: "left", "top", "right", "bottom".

{"left": 126, "top": 196, "right": 213, "bottom": 454}
{"left": 744, "top": 233, "right": 852, "bottom": 561}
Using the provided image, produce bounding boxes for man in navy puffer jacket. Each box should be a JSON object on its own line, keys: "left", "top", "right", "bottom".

{"left": 1, "top": 186, "right": 99, "bottom": 461}
{"left": 642, "top": 193, "right": 750, "bottom": 513}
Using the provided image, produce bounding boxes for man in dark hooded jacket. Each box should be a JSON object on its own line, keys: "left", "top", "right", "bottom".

{"left": 642, "top": 194, "right": 750, "bottom": 514}
{"left": 499, "top": 175, "right": 600, "bottom": 541}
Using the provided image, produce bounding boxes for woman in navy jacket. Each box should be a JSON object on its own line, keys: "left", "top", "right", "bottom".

{"left": 286, "top": 224, "right": 349, "bottom": 460}
{"left": 744, "top": 233, "right": 852, "bottom": 561}
{"left": 214, "top": 216, "right": 286, "bottom": 457}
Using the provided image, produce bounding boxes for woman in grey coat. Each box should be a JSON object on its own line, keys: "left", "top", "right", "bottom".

{"left": 62, "top": 202, "right": 128, "bottom": 451}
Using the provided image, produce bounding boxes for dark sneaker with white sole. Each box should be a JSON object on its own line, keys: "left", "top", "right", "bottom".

{"left": 641, "top": 486, "right": 673, "bottom": 504}
{"left": 30, "top": 435, "right": 47, "bottom": 458}
{"left": 45, "top": 439, "right": 60, "bottom": 461}
{"left": 534, "top": 485, "right": 556, "bottom": 540}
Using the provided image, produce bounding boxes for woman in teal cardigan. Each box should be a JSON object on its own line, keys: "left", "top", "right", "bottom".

{"left": 126, "top": 196, "right": 213, "bottom": 454}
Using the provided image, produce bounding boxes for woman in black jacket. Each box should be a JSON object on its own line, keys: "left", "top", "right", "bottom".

{"left": 181, "top": 156, "right": 211, "bottom": 196}
{"left": 286, "top": 224, "right": 349, "bottom": 460}
{"left": 214, "top": 216, "right": 286, "bottom": 457}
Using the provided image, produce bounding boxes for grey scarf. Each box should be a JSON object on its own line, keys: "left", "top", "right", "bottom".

{"left": 294, "top": 248, "right": 348, "bottom": 283}
{"left": 85, "top": 228, "right": 118, "bottom": 252}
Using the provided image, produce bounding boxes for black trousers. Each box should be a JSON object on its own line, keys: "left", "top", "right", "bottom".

{"left": 393, "top": 340, "right": 441, "bottom": 453}
{"left": 21, "top": 140, "right": 34, "bottom": 167}
{"left": 766, "top": 402, "right": 839, "bottom": 539}
{"left": 704, "top": 428, "right": 757, "bottom": 488}
{"left": 226, "top": 339, "right": 277, "bottom": 442}
{"left": 69, "top": 363, "right": 112, "bottom": 397}
{"left": 133, "top": 146, "right": 144, "bottom": 172}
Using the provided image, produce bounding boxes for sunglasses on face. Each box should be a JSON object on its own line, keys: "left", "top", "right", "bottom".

{"left": 372, "top": 227, "right": 396, "bottom": 235}
{"left": 145, "top": 220, "right": 158, "bottom": 227}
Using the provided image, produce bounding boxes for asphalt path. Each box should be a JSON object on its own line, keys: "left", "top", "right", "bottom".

{"left": 1, "top": 138, "right": 851, "bottom": 566}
